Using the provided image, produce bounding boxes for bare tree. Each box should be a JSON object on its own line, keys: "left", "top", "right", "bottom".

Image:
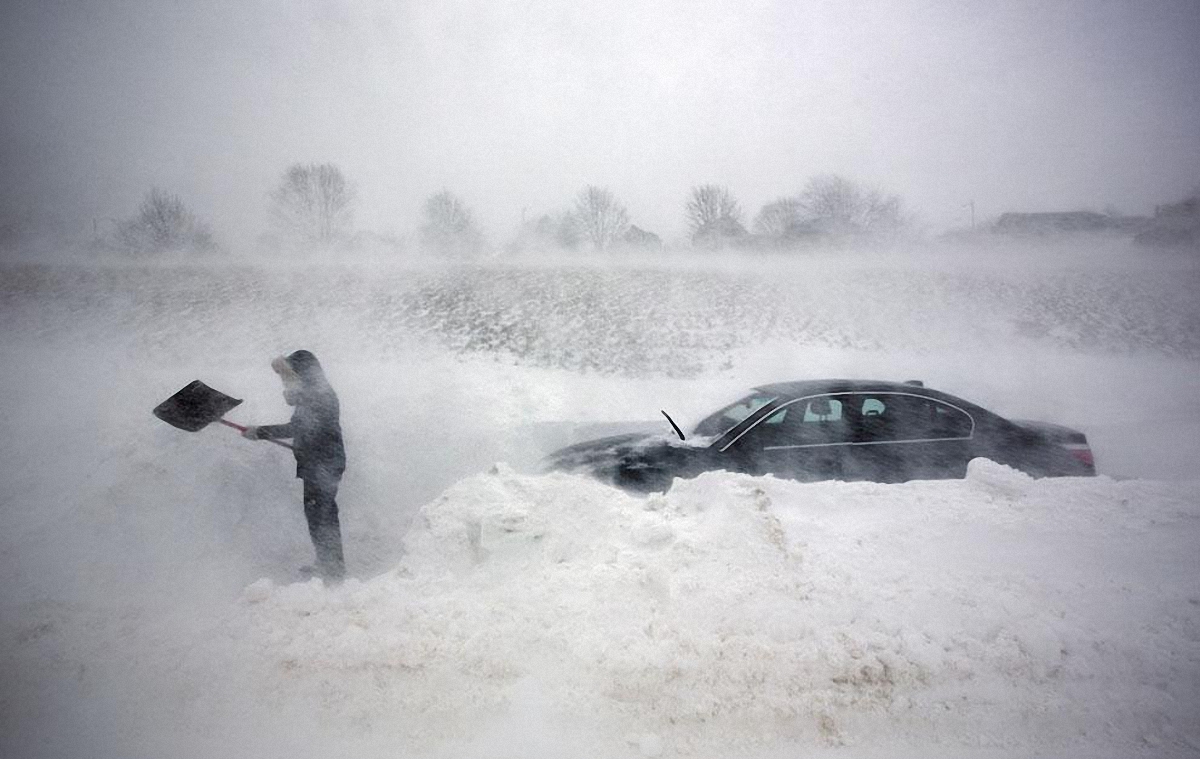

{"left": 686, "top": 184, "right": 747, "bottom": 248}
{"left": 419, "top": 190, "right": 483, "bottom": 256}
{"left": 799, "top": 174, "right": 904, "bottom": 236}
{"left": 269, "top": 163, "right": 355, "bottom": 248}
{"left": 573, "top": 186, "right": 629, "bottom": 251}
{"left": 507, "top": 210, "right": 583, "bottom": 254}
{"left": 550, "top": 211, "right": 583, "bottom": 250}
{"left": 114, "top": 188, "right": 216, "bottom": 255}
{"left": 753, "top": 196, "right": 804, "bottom": 237}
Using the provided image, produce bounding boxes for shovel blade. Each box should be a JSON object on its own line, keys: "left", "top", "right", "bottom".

{"left": 153, "top": 380, "right": 243, "bottom": 432}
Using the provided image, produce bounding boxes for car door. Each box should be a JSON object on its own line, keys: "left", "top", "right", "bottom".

{"left": 843, "top": 393, "right": 975, "bottom": 482}
{"left": 720, "top": 395, "right": 852, "bottom": 481}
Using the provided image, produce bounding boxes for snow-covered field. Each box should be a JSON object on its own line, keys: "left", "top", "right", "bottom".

{"left": 2, "top": 244, "right": 1199, "bottom": 758}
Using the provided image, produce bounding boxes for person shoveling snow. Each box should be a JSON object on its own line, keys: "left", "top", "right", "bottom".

{"left": 153, "top": 350, "right": 348, "bottom": 583}
{"left": 241, "top": 350, "right": 347, "bottom": 583}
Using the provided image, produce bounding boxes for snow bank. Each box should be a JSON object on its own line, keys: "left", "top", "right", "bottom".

{"left": 201, "top": 463, "right": 1200, "bottom": 758}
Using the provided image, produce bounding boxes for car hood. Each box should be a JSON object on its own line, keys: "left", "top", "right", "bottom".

{"left": 543, "top": 432, "right": 669, "bottom": 472}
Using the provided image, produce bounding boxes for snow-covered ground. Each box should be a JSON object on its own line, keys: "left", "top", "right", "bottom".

{"left": 2, "top": 244, "right": 1198, "bottom": 757}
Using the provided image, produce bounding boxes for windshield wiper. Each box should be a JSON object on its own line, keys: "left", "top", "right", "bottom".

{"left": 660, "top": 410, "right": 686, "bottom": 441}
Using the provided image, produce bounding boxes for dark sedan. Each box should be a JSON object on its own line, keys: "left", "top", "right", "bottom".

{"left": 544, "top": 379, "right": 1096, "bottom": 492}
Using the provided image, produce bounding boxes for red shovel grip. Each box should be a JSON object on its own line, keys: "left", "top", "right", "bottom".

{"left": 219, "top": 419, "right": 294, "bottom": 450}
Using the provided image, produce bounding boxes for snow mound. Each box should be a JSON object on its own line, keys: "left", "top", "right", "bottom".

{"left": 223, "top": 466, "right": 1200, "bottom": 756}
{"left": 231, "top": 468, "right": 891, "bottom": 751}
{"left": 965, "top": 456, "right": 1035, "bottom": 499}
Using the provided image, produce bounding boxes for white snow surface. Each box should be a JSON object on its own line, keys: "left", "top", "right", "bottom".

{"left": 2, "top": 248, "right": 1199, "bottom": 758}
{"left": 229, "top": 462, "right": 1199, "bottom": 758}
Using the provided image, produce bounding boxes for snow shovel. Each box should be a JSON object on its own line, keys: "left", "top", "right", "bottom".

{"left": 153, "top": 380, "right": 293, "bottom": 450}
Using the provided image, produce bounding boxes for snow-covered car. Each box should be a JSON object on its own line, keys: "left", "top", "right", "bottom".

{"left": 544, "top": 379, "right": 1096, "bottom": 491}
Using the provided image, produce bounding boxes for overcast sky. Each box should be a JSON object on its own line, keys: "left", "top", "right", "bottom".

{"left": 2, "top": 0, "right": 1198, "bottom": 248}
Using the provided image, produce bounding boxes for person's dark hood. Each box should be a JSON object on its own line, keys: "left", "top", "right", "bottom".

{"left": 273, "top": 349, "right": 328, "bottom": 386}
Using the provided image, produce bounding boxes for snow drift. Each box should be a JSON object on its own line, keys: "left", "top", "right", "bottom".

{"left": 225, "top": 461, "right": 1198, "bottom": 757}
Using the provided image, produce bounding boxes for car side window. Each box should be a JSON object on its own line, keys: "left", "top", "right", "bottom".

{"left": 925, "top": 400, "right": 973, "bottom": 438}
{"left": 854, "top": 394, "right": 972, "bottom": 442}
{"left": 861, "top": 397, "right": 886, "bottom": 417}
{"left": 855, "top": 396, "right": 892, "bottom": 441}
{"left": 747, "top": 397, "right": 851, "bottom": 447}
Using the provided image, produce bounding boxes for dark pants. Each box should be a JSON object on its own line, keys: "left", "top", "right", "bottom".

{"left": 302, "top": 474, "right": 345, "bottom": 581}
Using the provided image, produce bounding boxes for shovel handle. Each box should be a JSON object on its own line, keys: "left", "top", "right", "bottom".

{"left": 220, "top": 419, "right": 294, "bottom": 450}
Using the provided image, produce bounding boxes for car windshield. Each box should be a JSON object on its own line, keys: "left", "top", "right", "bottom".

{"left": 692, "top": 392, "right": 777, "bottom": 437}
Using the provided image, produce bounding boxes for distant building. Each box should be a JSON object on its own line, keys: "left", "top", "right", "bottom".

{"left": 1135, "top": 196, "right": 1199, "bottom": 247}
{"left": 994, "top": 211, "right": 1147, "bottom": 236}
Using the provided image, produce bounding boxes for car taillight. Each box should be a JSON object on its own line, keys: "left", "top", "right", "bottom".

{"left": 1063, "top": 444, "right": 1094, "bottom": 469}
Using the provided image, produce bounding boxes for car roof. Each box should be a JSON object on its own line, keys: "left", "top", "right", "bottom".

{"left": 753, "top": 379, "right": 962, "bottom": 403}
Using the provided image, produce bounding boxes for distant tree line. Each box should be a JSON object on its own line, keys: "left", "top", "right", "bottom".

{"left": 96, "top": 165, "right": 916, "bottom": 258}
{"left": 507, "top": 185, "right": 661, "bottom": 254}
{"left": 682, "top": 176, "right": 907, "bottom": 250}
{"left": 40, "top": 157, "right": 1200, "bottom": 259}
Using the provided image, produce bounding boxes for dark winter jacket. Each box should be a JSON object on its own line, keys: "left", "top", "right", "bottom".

{"left": 254, "top": 350, "right": 346, "bottom": 481}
